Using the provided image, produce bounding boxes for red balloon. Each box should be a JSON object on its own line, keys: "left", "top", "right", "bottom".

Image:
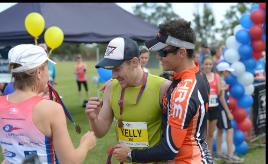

{"left": 252, "top": 40, "right": 266, "bottom": 52}
{"left": 237, "top": 117, "right": 252, "bottom": 133}
{"left": 243, "top": 131, "right": 249, "bottom": 141}
{"left": 229, "top": 96, "right": 238, "bottom": 111}
{"left": 250, "top": 10, "right": 266, "bottom": 24}
{"left": 253, "top": 51, "right": 263, "bottom": 60}
{"left": 233, "top": 108, "right": 247, "bottom": 123}
{"left": 249, "top": 25, "right": 263, "bottom": 40}
{"left": 259, "top": 3, "right": 266, "bottom": 9}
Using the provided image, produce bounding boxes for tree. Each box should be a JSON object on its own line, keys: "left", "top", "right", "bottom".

{"left": 133, "top": 3, "right": 179, "bottom": 26}
{"left": 216, "top": 3, "right": 252, "bottom": 42}
{"left": 193, "top": 3, "right": 216, "bottom": 47}
{"left": 52, "top": 43, "right": 98, "bottom": 61}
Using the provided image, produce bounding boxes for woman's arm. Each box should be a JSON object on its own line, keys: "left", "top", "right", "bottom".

{"left": 40, "top": 101, "right": 96, "bottom": 163}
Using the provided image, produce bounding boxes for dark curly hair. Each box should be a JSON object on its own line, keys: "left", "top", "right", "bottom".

{"left": 159, "top": 19, "right": 196, "bottom": 58}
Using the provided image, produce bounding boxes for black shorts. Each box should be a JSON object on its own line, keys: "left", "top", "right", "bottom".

{"left": 207, "top": 107, "right": 219, "bottom": 121}
{"left": 217, "top": 104, "right": 232, "bottom": 129}
{"left": 76, "top": 80, "right": 88, "bottom": 92}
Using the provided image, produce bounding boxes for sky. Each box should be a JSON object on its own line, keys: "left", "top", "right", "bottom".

{"left": 0, "top": 3, "right": 238, "bottom": 28}
{"left": 116, "top": 3, "right": 238, "bottom": 27}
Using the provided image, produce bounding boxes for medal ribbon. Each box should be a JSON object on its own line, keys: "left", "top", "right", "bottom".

{"left": 118, "top": 72, "right": 148, "bottom": 121}
{"left": 48, "top": 82, "right": 81, "bottom": 134}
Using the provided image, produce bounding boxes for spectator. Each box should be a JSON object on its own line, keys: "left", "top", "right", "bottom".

{"left": 215, "top": 61, "right": 244, "bottom": 163}
{"left": 254, "top": 51, "right": 266, "bottom": 84}
{"left": 198, "top": 41, "right": 211, "bottom": 67}
{"left": 75, "top": 55, "right": 89, "bottom": 106}
{"left": 2, "top": 82, "right": 15, "bottom": 95}
{"left": 139, "top": 46, "right": 150, "bottom": 72}
{"left": 202, "top": 56, "right": 236, "bottom": 162}
{"left": 159, "top": 71, "right": 174, "bottom": 81}
{"left": 0, "top": 83, "right": 7, "bottom": 95}
{"left": 210, "top": 46, "right": 223, "bottom": 72}
{"left": 38, "top": 43, "right": 56, "bottom": 86}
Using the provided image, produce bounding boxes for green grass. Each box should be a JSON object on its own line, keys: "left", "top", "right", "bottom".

{"left": 1, "top": 61, "right": 266, "bottom": 163}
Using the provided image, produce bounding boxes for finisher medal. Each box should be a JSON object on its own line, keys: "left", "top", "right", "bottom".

{"left": 118, "top": 119, "right": 124, "bottom": 128}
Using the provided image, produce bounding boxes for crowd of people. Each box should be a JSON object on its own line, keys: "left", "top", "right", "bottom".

{"left": 0, "top": 18, "right": 265, "bottom": 164}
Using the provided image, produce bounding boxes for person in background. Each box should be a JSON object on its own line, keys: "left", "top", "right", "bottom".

{"left": 2, "top": 82, "right": 15, "bottom": 95}
{"left": 139, "top": 46, "right": 150, "bottom": 73}
{"left": 0, "top": 83, "right": 7, "bottom": 95}
{"left": 202, "top": 56, "right": 235, "bottom": 162}
{"left": 75, "top": 55, "right": 89, "bottom": 106}
{"left": 0, "top": 44, "right": 96, "bottom": 164}
{"left": 254, "top": 51, "right": 266, "bottom": 84}
{"left": 38, "top": 43, "right": 56, "bottom": 86}
{"left": 111, "top": 19, "right": 212, "bottom": 163}
{"left": 198, "top": 41, "right": 211, "bottom": 67}
{"left": 85, "top": 37, "right": 171, "bottom": 163}
{"left": 159, "top": 71, "right": 174, "bottom": 81}
{"left": 210, "top": 46, "right": 223, "bottom": 72}
{"left": 215, "top": 61, "right": 244, "bottom": 163}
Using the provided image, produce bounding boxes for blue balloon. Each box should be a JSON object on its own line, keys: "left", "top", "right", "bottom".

{"left": 237, "top": 95, "right": 254, "bottom": 108}
{"left": 230, "top": 83, "right": 245, "bottom": 99}
{"left": 96, "top": 68, "right": 112, "bottom": 83}
{"left": 243, "top": 58, "right": 257, "bottom": 72}
{"left": 240, "top": 14, "right": 253, "bottom": 29}
{"left": 238, "top": 44, "right": 253, "bottom": 60}
{"left": 212, "top": 138, "right": 217, "bottom": 153}
{"left": 245, "top": 107, "right": 251, "bottom": 116}
{"left": 250, "top": 4, "right": 260, "bottom": 12}
{"left": 235, "top": 29, "right": 250, "bottom": 44}
{"left": 231, "top": 120, "right": 237, "bottom": 130}
{"left": 235, "top": 141, "right": 249, "bottom": 155}
{"left": 234, "top": 130, "right": 245, "bottom": 146}
{"left": 255, "top": 59, "right": 266, "bottom": 71}
{"left": 98, "top": 77, "right": 107, "bottom": 83}
{"left": 224, "top": 73, "right": 237, "bottom": 86}
{"left": 262, "top": 34, "right": 266, "bottom": 41}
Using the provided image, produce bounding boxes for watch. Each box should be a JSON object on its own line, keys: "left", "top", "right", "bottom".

{"left": 127, "top": 150, "right": 132, "bottom": 162}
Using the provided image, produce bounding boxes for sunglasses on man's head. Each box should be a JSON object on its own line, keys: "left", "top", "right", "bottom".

{"left": 158, "top": 46, "right": 179, "bottom": 57}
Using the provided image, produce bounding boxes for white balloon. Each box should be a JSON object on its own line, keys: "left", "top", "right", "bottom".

{"left": 221, "top": 141, "right": 228, "bottom": 154}
{"left": 231, "top": 61, "right": 246, "bottom": 76}
{"left": 215, "top": 130, "right": 236, "bottom": 154}
{"left": 245, "top": 84, "right": 255, "bottom": 95}
{"left": 234, "top": 25, "right": 244, "bottom": 35}
{"left": 238, "top": 72, "right": 254, "bottom": 86}
{"left": 224, "top": 49, "right": 240, "bottom": 64}
{"left": 221, "top": 142, "right": 236, "bottom": 154}
{"left": 226, "top": 36, "right": 241, "bottom": 49}
{"left": 92, "top": 76, "right": 99, "bottom": 83}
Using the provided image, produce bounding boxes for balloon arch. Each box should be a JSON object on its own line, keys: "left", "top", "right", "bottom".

{"left": 213, "top": 3, "right": 266, "bottom": 156}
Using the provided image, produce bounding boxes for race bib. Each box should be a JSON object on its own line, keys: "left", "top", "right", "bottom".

{"left": 209, "top": 94, "right": 219, "bottom": 107}
{"left": 116, "top": 121, "right": 149, "bottom": 147}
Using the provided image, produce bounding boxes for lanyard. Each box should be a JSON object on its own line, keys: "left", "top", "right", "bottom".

{"left": 106, "top": 147, "right": 123, "bottom": 164}
{"left": 48, "top": 82, "right": 81, "bottom": 134}
{"left": 118, "top": 72, "right": 148, "bottom": 127}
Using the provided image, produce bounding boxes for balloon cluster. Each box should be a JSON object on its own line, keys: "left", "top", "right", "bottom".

{"left": 222, "top": 3, "right": 266, "bottom": 156}
{"left": 24, "top": 12, "right": 64, "bottom": 55}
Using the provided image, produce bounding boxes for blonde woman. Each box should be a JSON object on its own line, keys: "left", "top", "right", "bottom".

{"left": 0, "top": 44, "right": 96, "bottom": 164}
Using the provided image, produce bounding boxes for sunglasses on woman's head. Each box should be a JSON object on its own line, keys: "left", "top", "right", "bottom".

{"left": 158, "top": 46, "right": 179, "bottom": 57}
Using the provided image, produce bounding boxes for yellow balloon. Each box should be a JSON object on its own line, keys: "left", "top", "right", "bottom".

{"left": 44, "top": 26, "right": 64, "bottom": 49}
{"left": 25, "top": 12, "right": 45, "bottom": 38}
